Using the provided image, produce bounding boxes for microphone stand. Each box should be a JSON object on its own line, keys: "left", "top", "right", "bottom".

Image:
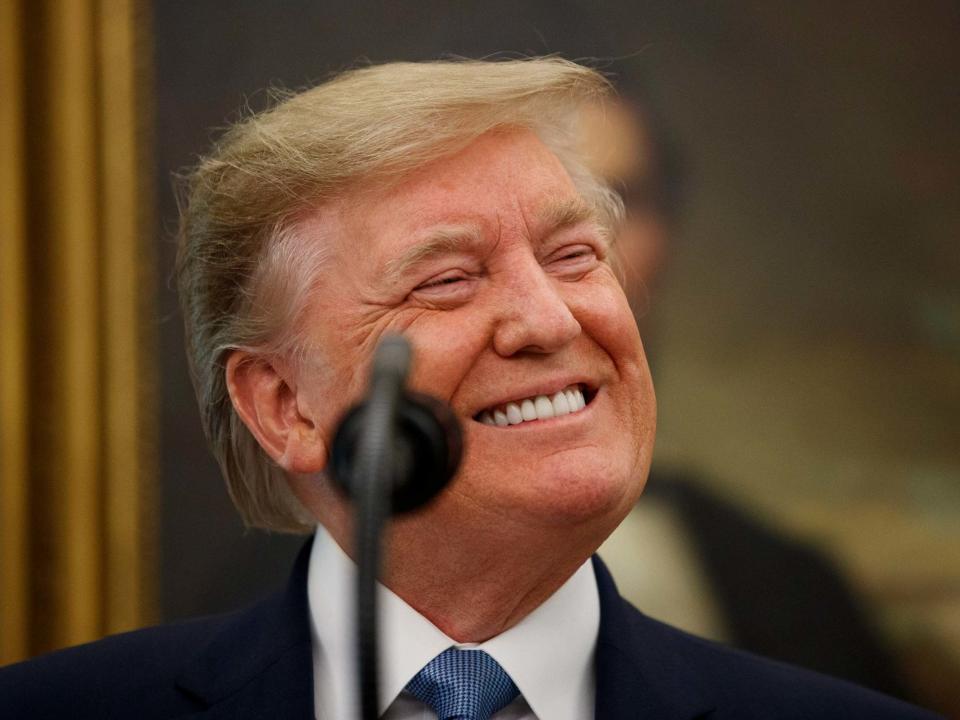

{"left": 331, "top": 336, "right": 461, "bottom": 720}
{"left": 351, "top": 339, "right": 410, "bottom": 720}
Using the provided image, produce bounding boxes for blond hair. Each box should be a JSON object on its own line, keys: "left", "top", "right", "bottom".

{"left": 176, "top": 57, "right": 622, "bottom": 533}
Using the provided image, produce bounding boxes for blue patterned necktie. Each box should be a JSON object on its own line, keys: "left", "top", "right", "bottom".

{"left": 405, "top": 648, "right": 520, "bottom": 720}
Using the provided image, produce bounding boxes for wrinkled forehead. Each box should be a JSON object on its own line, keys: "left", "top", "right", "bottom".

{"left": 350, "top": 128, "right": 577, "bottom": 223}
{"left": 341, "top": 130, "right": 586, "bottom": 255}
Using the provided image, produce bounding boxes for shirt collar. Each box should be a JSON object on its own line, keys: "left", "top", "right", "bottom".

{"left": 308, "top": 527, "right": 599, "bottom": 720}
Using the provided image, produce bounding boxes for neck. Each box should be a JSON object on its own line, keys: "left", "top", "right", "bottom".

{"left": 384, "top": 523, "right": 598, "bottom": 642}
{"left": 298, "top": 475, "right": 611, "bottom": 643}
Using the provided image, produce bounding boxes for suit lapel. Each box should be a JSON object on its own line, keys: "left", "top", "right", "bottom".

{"left": 175, "top": 539, "right": 316, "bottom": 719}
{"left": 593, "top": 555, "right": 715, "bottom": 720}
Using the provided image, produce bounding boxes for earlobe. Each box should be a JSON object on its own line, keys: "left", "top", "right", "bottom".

{"left": 225, "top": 351, "right": 329, "bottom": 474}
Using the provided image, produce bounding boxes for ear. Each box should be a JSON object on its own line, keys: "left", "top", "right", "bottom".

{"left": 225, "top": 351, "right": 328, "bottom": 474}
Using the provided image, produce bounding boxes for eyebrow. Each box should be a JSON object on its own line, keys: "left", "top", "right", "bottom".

{"left": 537, "top": 197, "right": 598, "bottom": 230}
{"left": 538, "top": 196, "right": 613, "bottom": 254}
{"left": 382, "top": 224, "right": 485, "bottom": 286}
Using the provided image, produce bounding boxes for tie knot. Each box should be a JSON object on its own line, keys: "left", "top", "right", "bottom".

{"left": 405, "top": 648, "right": 519, "bottom": 720}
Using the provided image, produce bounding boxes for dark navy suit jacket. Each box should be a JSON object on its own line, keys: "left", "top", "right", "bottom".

{"left": 0, "top": 541, "right": 941, "bottom": 719}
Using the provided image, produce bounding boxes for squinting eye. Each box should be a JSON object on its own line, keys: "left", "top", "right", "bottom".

{"left": 547, "top": 244, "right": 600, "bottom": 274}
{"left": 416, "top": 272, "right": 467, "bottom": 291}
{"left": 419, "top": 275, "right": 463, "bottom": 289}
{"left": 410, "top": 270, "right": 477, "bottom": 301}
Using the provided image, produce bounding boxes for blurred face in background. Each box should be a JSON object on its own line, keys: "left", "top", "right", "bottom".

{"left": 577, "top": 98, "right": 671, "bottom": 318}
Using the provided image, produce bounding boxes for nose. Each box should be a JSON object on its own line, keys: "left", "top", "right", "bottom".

{"left": 492, "top": 259, "right": 581, "bottom": 356}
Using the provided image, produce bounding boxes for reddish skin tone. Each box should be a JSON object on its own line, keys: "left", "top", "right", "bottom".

{"left": 227, "top": 128, "right": 656, "bottom": 642}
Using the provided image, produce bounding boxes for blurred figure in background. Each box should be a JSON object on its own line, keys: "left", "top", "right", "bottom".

{"left": 585, "top": 94, "right": 915, "bottom": 701}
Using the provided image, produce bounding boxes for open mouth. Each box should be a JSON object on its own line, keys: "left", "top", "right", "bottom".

{"left": 474, "top": 384, "right": 596, "bottom": 427}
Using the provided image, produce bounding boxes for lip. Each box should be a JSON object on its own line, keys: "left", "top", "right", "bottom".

{"left": 468, "top": 376, "right": 599, "bottom": 421}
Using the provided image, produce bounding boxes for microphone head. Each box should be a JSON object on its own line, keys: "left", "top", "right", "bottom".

{"left": 330, "top": 390, "right": 463, "bottom": 515}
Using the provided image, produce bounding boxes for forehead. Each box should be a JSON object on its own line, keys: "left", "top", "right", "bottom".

{"left": 338, "top": 128, "right": 580, "bottom": 250}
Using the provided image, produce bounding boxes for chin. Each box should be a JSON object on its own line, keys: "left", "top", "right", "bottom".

{"left": 536, "top": 459, "right": 645, "bottom": 528}
{"left": 471, "top": 449, "right": 647, "bottom": 533}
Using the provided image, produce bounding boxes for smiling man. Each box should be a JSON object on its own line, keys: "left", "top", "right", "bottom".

{"left": 249, "top": 127, "right": 656, "bottom": 646}
{"left": 213, "top": 67, "right": 655, "bottom": 718}
{"left": 0, "top": 58, "right": 941, "bottom": 720}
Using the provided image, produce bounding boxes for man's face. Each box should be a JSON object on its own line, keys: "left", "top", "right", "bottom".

{"left": 295, "top": 128, "right": 655, "bottom": 539}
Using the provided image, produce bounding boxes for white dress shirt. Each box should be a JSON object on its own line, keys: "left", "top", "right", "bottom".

{"left": 307, "top": 528, "right": 600, "bottom": 720}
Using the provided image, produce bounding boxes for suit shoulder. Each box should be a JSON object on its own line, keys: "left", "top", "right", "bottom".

{"left": 0, "top": 613, "right": 231, "bottom": 719}
{"left": 619, "top": 603, "right": 942, "bottom": 719}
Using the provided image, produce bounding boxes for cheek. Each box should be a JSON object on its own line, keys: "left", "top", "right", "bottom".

{"left": 294, "top": 352, "right": 367, "bottom": 462}
{"left": 572, "top": 278, "right": 656, "bottom": 440}
{"left": 405, "top": 313, "right": 491, "bottom": 399}
{"left": 570, "top": 277, "right": 645, "bottom": 362}
{"left": 296, "top": 307, "right": 373, "bottom": 454}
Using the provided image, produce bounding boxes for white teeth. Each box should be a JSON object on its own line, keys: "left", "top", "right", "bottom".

{"left": 534, "top": 395, "right": 554, "bottom": 419}
{"left": 479, "top": 384, "right": 589, "bottom": 427}
{"left": 568, "top": 387, "right": 585, "bottom": 411}
{"left": 552, "top": 391, "right": 570, "bottom": 416}
{"left": 520, "top": 399, "right": 537, "bottom": 421}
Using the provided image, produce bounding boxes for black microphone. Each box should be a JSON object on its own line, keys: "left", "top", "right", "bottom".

{"left": 330, "top": 334, "right": 462, "bottom": 513}
{"left": 328, "top": 335, "right": 462, "bottom": 720}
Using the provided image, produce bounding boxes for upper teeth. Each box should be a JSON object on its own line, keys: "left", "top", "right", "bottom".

{"left": 478, "top": 385, "right": 587, "bottom": 427}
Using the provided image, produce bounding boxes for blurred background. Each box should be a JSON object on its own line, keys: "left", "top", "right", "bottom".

{"left": 2, "top": 1, "right": 958, "bottom": 715}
